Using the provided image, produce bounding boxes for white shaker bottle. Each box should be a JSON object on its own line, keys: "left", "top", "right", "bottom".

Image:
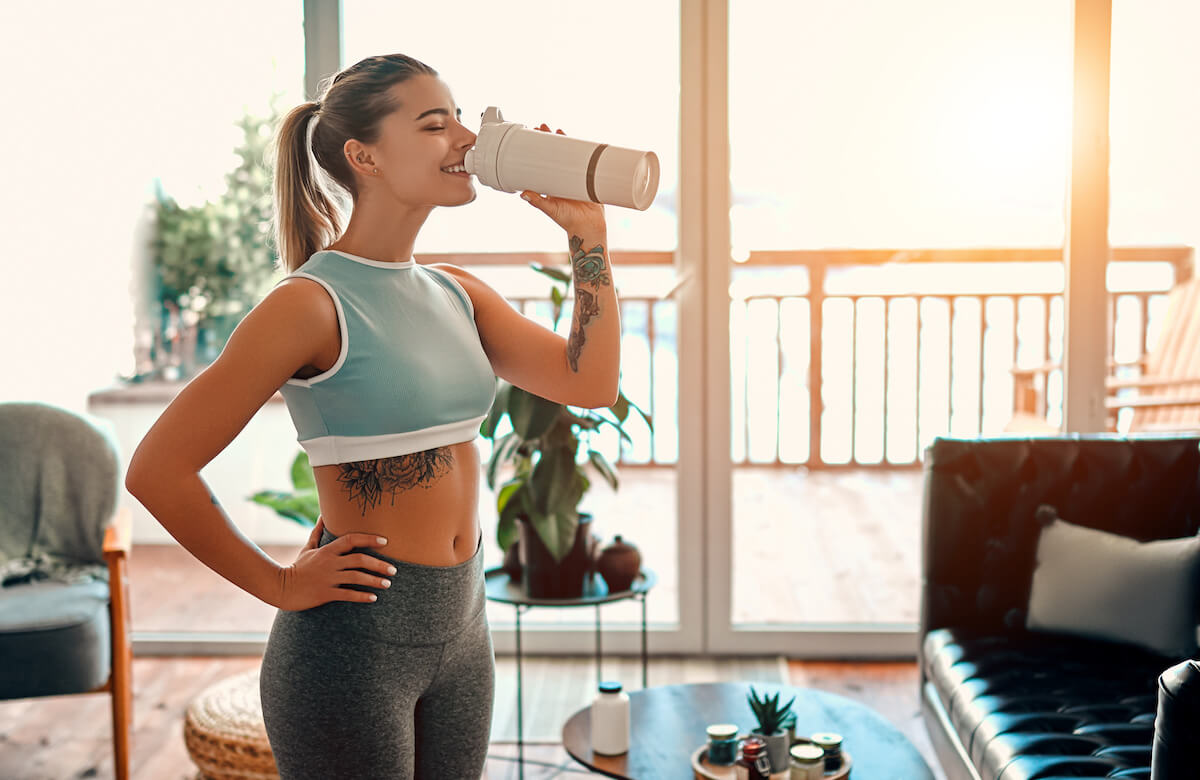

{"left": 464, "top": 107, "right": 660, "bottom": 211}
{"left": 590, "top": 680, "right": 630, "bottom": 755}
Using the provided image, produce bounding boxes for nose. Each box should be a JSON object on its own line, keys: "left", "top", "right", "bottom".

{"left": 459, "top": 127, "right": 477, "bottom": 148}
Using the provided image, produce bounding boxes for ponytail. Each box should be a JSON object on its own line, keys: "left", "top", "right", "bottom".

{"left": 270, "top": 101, "right": 345, "bottom": 273}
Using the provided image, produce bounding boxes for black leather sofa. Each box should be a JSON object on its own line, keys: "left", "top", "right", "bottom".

{"left": 919, "top": 436, "right": 1200, "bottom": 780}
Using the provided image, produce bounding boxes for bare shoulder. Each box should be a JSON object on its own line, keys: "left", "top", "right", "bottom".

{"left": 226, "top": 277, "right": 339, "bottom": 368}
{"left": 427, "top": 262, "right": 504, "bottom": 307}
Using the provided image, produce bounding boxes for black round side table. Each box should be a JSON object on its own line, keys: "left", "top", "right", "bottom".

{"left": 484, "top": 566, "right": 657, "bottom": 777}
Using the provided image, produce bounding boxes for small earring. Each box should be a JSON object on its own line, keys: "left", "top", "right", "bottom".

{"left": 373, "top": 168, "right": 379, "bottom": 175}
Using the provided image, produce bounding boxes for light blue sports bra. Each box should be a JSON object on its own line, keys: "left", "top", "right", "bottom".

{"left": 275, "top": 250, "right": 497, "bottom": 467}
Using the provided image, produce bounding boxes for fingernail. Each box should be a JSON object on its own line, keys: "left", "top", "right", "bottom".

{"left": 381, "top": 579, "right": 392, "bottom": 588}
{"left": 521, "top": 193, "right": 532, "bottom": 202}
{"left": 369, "top": 594, "right": 378, "bottom": 601}
{"left": 387, "top": 565, "right": 397, "bottom": 575}
{"left": 377, "top": 536, "right": 388, "bottom": 545}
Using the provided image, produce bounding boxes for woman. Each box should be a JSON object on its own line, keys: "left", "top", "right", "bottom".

{"left": 125, "top": 53, "right": 620, "bottom": 779}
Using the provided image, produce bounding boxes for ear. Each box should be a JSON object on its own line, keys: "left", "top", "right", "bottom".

{"left": 342, "top": 139, "right": 376, "bottom": 175}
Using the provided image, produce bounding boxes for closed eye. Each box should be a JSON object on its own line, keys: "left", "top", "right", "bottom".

{"left": 425, "top": 126, "right": 445, "bottom": 132}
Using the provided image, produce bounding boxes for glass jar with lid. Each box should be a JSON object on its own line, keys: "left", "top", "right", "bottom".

{"left": 788, "top": 743, "right": 825, "bottom": 780}
{"left": 705, "top": 723, "right": 739, "bottom": 766}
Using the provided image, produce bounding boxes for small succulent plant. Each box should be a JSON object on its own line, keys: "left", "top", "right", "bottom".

{"left": 747, "top": 685, "right": 796, "bottom": 737}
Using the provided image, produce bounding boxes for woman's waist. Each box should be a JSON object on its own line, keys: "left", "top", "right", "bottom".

{"left": 313, "top": 445, "right": 481, "bottom": 565}
{"left": 299, "top": 525, "right": 487, "bottom": 644}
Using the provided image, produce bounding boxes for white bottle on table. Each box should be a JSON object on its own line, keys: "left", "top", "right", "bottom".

{"left": 591, "top": 681, "right": 630, "bottom": 755}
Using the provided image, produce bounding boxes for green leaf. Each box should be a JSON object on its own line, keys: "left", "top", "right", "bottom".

{"left": 531, "top": 262, "right": 572, "bottom": 283}
{"left": 485, "top": 431, "right": 522, "bottom": 490}
{"left": 587, "top": 450, "right": 619, "bottom": 490}
{"left": 625, "top": 395, "right": 654, "bottom": 432}
{"left": 528, "top": 506, "right": 581, "bottom": 564}
{"left": 609, "top": 393, "right": 630, "bottom": 423}
{"left": 496, "top": 478, "right": 524, "bottom": 513}
{"left": 289, "top": 450, "right": 315, "bottom": 490}
{"left": 507, "top": 386, "right": 561, "bottom": 440}
{"left": 496, "top": 481, "right": 527, "bottom": 552}
{"left": 528, "top": 449, "right": 585, "bottom": 562}
{"left": 480, "top": 382, "right": 511, "bottom": 439}
{"left": 247, "top": 488, "right": 320, "bottom": 526}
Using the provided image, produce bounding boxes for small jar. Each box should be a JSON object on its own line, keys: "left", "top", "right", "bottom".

{"left": 591, "top": 681, "right": 630, "bottom": 755}
{"left": 811, "top": 732, "right": 844, "bottom": 772}
{"left": 736, "top": 736, "right": 772, "bottom": 780}
{"left": 706, "top": 723, "right": 740, "bottom": 766}
{"left": 788, "top": 743, "right": 825, "bottom": 780}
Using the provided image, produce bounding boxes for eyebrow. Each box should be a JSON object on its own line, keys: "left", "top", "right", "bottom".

{"left": 415, "top": 106, "right": 462, "bottom": 121}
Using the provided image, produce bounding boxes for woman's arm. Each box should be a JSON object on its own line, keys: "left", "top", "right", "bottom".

{"left": 124, "top": 279, "right": 340, "bottom": 608}
{"left": 435, "top": 210, "right": 620, "bottom": 409}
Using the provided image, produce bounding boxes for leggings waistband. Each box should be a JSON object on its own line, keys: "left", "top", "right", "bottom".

{"left": 307, "top": 527, "right": 486, "bottom": 645}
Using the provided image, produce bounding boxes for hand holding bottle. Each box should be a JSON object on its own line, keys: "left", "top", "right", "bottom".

{"left": 520, "top": 123, "right": 607, "bottom": 235}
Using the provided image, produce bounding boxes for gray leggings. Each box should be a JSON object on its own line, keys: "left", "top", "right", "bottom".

{"left": 260, "top": 527, "right": 495, "bottom": 779}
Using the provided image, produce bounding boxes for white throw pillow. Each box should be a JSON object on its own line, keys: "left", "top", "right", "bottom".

{"left": 1026, "top": 510, "right": 1200, "bottom": 658}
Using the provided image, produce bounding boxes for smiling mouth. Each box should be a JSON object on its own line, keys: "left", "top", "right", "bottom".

{"left": 441, "top": 164, "right": 469, "bottom": 175}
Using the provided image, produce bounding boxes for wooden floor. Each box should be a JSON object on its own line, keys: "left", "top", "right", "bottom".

{"left": 127, "top": 467, "right": 928, "bottom": 633}
{"left": 0, "top": 656, "right": 944, "bottom": 780}
{"left": 33, "top": 467, "right": 941, "bottom": 777}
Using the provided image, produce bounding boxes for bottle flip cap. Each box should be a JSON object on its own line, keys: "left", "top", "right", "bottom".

{"left": 464, "top": 106, "right": 660, "bottom": 211}
{"left": 598, "top": 681, "right": 623, "bottom": 693}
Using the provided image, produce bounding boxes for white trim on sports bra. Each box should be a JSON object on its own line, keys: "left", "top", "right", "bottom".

{"left": 325, "top": 249, "right": 415, "bottom": 269}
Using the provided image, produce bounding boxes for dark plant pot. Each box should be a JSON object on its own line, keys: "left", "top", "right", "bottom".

{"left": 518, "top": 513, "right": 593, "bottom": 599}
{"left": 502, "top": 538, "right": 522, "bottom": 580}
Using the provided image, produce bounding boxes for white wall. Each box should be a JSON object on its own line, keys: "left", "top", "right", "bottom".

{"left": 0, "top": 1, "right": 302, "bottom": 416}
{"left": 0, "top": 4, "right": 152, "bottom": 413}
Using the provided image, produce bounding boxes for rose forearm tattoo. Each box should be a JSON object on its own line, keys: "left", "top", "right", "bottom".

{"left": 570, "top": 235, "right": 611, "bottom": 286}
{"left": 567, "top": 235, "right": 609, "bottom": 372}
{"left": 335, "top": 448, "right": 454, "bottom": 515}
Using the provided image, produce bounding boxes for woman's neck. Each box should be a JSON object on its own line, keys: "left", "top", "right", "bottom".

{"left": 329, "top": 197, "right": 433, "bottom": 264}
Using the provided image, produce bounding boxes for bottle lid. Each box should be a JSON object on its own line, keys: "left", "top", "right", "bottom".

{"left": 706, "top": 723, "right": 739, "bottom": 740}
{"left": 740, "top": 736, "right": 765, "bottom": 757}
{"left": 598, "top": 681, "right": 623, "bottom": 694}
{"left": 789, "top": 743, "right": 825, "bottom": 762}
{"left": 810, "top": 732, "right": 843, "bottom": 749}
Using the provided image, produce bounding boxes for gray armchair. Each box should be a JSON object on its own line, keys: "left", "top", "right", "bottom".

{"left": 0, "top": 401, "right": 133, "bottom": 779}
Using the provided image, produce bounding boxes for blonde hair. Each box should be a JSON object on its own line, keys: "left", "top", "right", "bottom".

{"left": 269, "top": 53, "right": 438, "bottom": 272}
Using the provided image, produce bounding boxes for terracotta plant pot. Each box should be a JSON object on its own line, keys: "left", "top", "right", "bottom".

{"left": 517, "top": 513, "right": 594, "bottom": 599}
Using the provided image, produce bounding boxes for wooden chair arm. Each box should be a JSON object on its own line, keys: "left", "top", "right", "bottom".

{"left": 103, "top": 505, "right": 132, "bottom": 561}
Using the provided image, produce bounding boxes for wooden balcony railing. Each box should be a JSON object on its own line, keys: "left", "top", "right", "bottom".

{"left": 453, "top": 245, "right": 1192, "bottom": 469}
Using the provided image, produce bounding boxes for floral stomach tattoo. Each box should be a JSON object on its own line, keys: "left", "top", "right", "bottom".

{"left": 334, "top": 447, "right": 455, "bottom": 515}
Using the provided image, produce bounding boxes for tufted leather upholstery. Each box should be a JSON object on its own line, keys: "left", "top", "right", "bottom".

{"left": 919, "top": 436, "right": 1200, "bottom": 780}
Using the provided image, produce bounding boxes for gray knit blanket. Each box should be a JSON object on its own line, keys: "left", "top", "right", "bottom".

{"left": 0, "top": 402, "right": 119, "bottom": 587}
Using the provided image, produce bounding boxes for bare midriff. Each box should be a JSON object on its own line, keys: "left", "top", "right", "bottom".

{"left": 311, "top": 440, "right": 482, "bottom": 567}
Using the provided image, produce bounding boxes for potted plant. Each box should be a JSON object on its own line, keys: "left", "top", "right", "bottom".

{"left": 128, "top": 95, "right": 284, "bottom": 383}
{"left": 747, "top": 685, "right": 797, "bottom": 773}
{"left": 480, "top": 263, "right": 651, "bottom": 599}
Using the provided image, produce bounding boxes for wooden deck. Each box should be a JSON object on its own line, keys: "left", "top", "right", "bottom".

{"left": 128, "top": 467, "right": 927, "bottom": 634}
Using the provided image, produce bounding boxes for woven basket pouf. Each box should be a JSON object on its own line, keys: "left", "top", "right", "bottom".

{"left": 184, "top": 667, "right": 278, "bottom": 780}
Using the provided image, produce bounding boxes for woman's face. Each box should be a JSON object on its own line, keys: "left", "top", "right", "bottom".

{"left": 365, "top": 74, "right": 478, "bottom": 207}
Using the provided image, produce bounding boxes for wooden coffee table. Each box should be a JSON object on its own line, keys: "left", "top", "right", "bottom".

{"left": 562, "top": 681, "right": 934, "bottom": 779}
